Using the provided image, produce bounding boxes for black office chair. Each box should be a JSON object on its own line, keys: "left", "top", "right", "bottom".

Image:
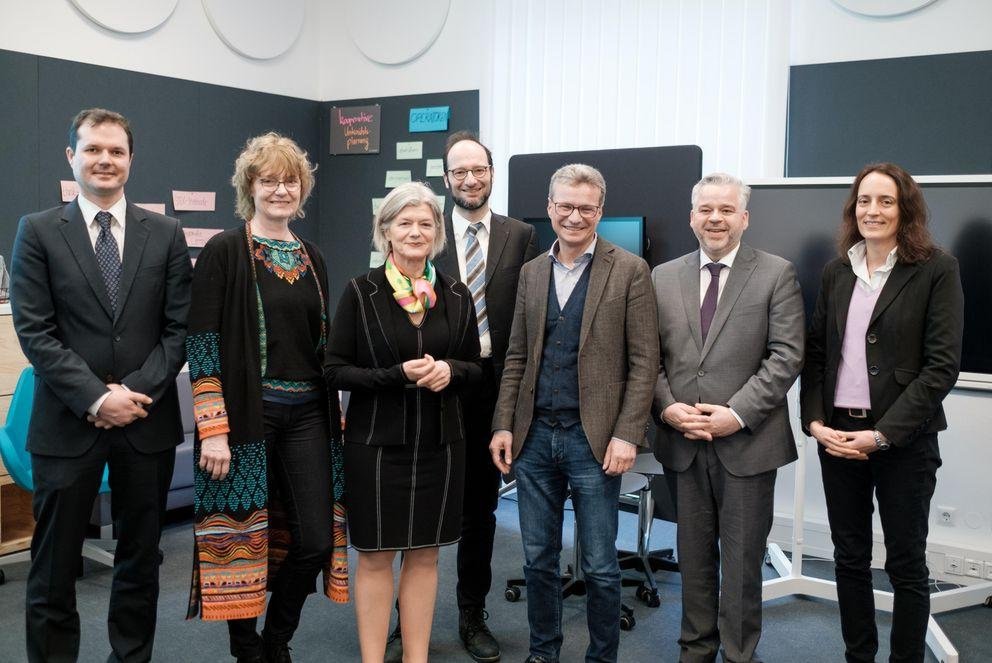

{"left": 617, "top": 453, "right": 680, "bottom": 607}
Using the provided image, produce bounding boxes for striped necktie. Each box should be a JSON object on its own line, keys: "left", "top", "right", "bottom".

{"left": 94, "top": 210, "right": 122, "bottom": 312}
{"left": 465, "top": 222, "right": 488, "bottom": 336}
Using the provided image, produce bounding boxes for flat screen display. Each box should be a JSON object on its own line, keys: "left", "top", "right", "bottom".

{"left": 524, "top": 216, "right": 645, "bottom": 257}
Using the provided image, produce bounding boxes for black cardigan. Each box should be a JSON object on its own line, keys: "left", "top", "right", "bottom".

{"left": 325, "top": 265, "right": 483, "bottom": 446}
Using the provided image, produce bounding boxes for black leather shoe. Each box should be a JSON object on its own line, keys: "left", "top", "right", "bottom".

{"left": 524, "top": 657, "right": 551, "bottom": 663}
{"left": 383, "top": 623, "right": 403, "bottom": 663}
{"left": 459, "top": 607, "right": 501, "bottom": 662}
{"left": 263, "top": 640, "right": 292, "bottom": 663}
{"left": 236, "top": 657, "right": 264, "bottom": 663}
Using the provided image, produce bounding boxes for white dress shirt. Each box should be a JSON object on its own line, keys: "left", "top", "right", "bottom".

{"left": 699, "top": 243, "right": 746, "bottom": 429}
{"left": 847, "top": 240, "right": 897, "bottom": 293}
{"left": 698, "top": 242, "right": 740, "bottom": 303}
{"left": 451, "top": 207, "right": 493, "bottom": 358}
{"left": 76, "top": 192, "right": 127, "bottom": 261}
{"left": 76, "top": 192, "right": 128, "bottom": 414}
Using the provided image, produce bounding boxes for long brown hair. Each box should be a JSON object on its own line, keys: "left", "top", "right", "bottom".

{"left": 839, "top": 162, "right": 934, "bottom": 264}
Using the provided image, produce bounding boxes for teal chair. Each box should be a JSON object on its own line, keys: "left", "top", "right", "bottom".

{"left": 0, "top": 367, "right": 114, "bottom": 585}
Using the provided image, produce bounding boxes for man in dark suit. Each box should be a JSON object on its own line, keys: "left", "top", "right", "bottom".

{"left": 490, "top": 164, "right": 659, "bottom": 663}
{"left": 384, "top": 131, "right": 538, "bottom": 663}
{"left": 10, "top": 108, "right": 191, "bottom": 662}
{"left": 652, "top": 173, "right": 805, "bottom": 662}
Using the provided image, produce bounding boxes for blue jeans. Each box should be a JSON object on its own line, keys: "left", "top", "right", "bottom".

{"left": 515, "top": 419, "right": 622, "bottom": 663}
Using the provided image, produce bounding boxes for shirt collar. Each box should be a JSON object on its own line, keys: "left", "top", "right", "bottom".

{"left": 452, "top": 207, "right": 492, "bottom": 241}
{"left": 77, "top": 192, "right": 127, "bottom": 229}
{"left": 549, "top": 235, "right": 598, "bottom": 265}
{"left": 699, "top": 242, "right": 741, "bottom": 271}
{"left": 847, "top": 240, "right": 898, "bottom": 275}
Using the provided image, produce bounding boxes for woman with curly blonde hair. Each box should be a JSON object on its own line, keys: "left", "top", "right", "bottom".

{"left": 186, "top": 133, "right": 347, "bottom": 663}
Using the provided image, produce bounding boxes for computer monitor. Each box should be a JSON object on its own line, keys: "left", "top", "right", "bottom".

{"left": 524, "top": 216, "right": 645, "bottom": 257}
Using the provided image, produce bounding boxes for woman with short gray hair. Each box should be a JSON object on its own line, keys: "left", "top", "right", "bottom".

{"left": 325, "top": 181, "right": 482, "bottom": 662}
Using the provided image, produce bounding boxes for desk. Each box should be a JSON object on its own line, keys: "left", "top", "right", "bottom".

{"left": 0, "top": 303, "right": 35, "bottom": 556}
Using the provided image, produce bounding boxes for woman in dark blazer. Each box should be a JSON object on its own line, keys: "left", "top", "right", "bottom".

{"left": 325, "top": 181, "right": 482, "bottom": 663}
{"left": 800, "top": 162, "right": 964, "bottom": 663}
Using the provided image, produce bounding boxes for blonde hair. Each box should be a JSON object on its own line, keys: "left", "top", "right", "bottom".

{"left": 372, "top": 182, "right": 446, "bottom": 259}
{"left": 548, "top": 163, "right": 606, "bottom": 206}
{"left": 231, "top": 132, "right": 316, "bottom": 221}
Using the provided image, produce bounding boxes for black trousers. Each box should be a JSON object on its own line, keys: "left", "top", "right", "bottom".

{"left": 819, "top": 410, "right": 940, "bottom": 663}
{"left": 228, "top": 398, "right": 333, "bottom": 658}
{"left": 456, "top": 362, "right": 502, "bottom": 610}
{"left": 26, "top": 430, "right": 175, "bottom": 663}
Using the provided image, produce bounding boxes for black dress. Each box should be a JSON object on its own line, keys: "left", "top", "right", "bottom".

{"left": 343, "top": 293, "right": 467, "bottom": 551}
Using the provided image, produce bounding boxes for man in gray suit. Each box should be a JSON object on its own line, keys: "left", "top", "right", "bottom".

{"left": 652, "top": 173, "right": 804, "bottom": 662}
{"left": 491, "top": 164, "right": 659, "bottom": 663}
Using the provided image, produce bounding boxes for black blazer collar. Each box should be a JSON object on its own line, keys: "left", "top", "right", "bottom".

{"left": 364, "top": 264, "right": 466, "bottom": 364}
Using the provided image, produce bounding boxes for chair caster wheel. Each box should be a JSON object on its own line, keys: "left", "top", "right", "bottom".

{"left": 504, "top": 586, "right": 521, "bottom": 602}
{"left": 635, "top": 584, "right": 658, "bottom": 605}
{"left": 620, "top": 614, "right": 636, "bottom": 631}
{"left": 636, "top": 585, "right": 661, "bottom": 608}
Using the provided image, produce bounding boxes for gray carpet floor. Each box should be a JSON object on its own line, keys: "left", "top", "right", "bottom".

{"left": 1, "top": 496, "right": 989, "bottom": 662}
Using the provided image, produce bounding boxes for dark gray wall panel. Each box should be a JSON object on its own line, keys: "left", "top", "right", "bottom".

{"left": 318, "top": 90, "right": 479, "bottom": 301}
{"left": 787, "top": 51, "right": 992, "bottom": 177}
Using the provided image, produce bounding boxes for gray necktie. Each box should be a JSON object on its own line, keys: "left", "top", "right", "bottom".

{"left": 465, "top": 223, "right": 488, "bottom": 336}
{"left": 700, "top": 262, "right": 726, "bottom": 342}
{"left": 95, "top": 210, "right": 122, "bottom": 311}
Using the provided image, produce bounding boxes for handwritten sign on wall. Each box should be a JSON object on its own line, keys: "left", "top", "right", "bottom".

{"left": 60, "top": 180, "right": 79, "bottom": 202}
{"left": 409, "top": 106, "right": 450, "bottom": 133}
{"left": 396, "top": 141, "right": 423, "bottom": 160}
{"left": 172, "top": 191, "right": 216, "bottom": 211}
{"left": 183, "top": 227, "right": 223, "bottom": 248}
{"left": 136, "top": 203, "right": 166, "bottom": 215}
{"left": 330, "top": 104, "right": 381, "bottom": 154}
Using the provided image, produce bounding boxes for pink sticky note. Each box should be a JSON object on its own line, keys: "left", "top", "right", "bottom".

{"left": 172, "top": 191, "right": 216, "bottom": 212}
{"left": 60, "top": 180, "right": 79, "bottom": 202}
{"left": 136, "top": 203, "right": 166, "bottom": 214}
{"left": 183, "top": 227, "right": 223, "bottom": 248}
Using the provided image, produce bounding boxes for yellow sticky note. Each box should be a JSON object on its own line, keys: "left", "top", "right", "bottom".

{"left": 425, "top": 159, "right": 444, "bottom": 177}
{"left": 396, "top": 142, "right": 423, "bottom": 160}
{"left": 385, "top": 171, "right": 412, "bottom": 188}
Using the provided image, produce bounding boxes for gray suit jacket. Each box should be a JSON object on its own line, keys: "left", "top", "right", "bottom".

{"left": 652, "top": 243, "right": 805, "bottom": 476}
{"left": 493, "top": 238, "right": 659, "bottom": 464}
{"left": 10, "top": 199, "right": 191, "bottom": 456}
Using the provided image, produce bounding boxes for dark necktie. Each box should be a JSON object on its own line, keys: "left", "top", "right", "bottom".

{"left": 95, "top": 211, "right": 122, "bottom": 312}
{"left": 700, "top": 262, "right": 726, "bottom": 342}
{"left": 465, "top": 222, "right": 488, "bottom": 336}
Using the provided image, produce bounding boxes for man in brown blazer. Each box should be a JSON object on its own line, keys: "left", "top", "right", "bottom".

{"left": 490, "top": 164, "right": 659, "bottom": 663}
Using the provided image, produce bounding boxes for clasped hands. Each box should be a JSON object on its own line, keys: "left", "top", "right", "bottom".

{"left": 662, "top": 402, "right": 742, "bottom": 441}
{"left": 402, "top": 354, "right": 451, "bottom": 392}
{"left": 808, "top": 421, "right": 878, "bottom": 461}
{"left": 86, "top": 383, "right": 152, "bottom": 429}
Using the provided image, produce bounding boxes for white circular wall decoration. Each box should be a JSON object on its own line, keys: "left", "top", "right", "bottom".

{"left": 68, "top": 0, "right": 178, "bottom": 34}
{"left": 202, "top": 0, "right": 305, "bottom": 60}
{"left": 345, "top": 0, "right": 450, "bottom": 65}
{"left": 831, "top": 0, "right": 940, "bottom": 17}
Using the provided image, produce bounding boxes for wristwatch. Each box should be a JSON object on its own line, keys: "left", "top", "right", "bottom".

{"left": 872, "top": 430, "right": 890, "bottom": 451}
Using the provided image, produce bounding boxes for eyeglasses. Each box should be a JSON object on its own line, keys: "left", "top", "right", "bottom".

{"left": 257, "top": 177, "right": 301, "bottom": 192}
{"left": 551, "top": 201, "right": 601, "bottom": 220}
{"left": 446, "top": 166, "right": 491, "bottom": 181}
